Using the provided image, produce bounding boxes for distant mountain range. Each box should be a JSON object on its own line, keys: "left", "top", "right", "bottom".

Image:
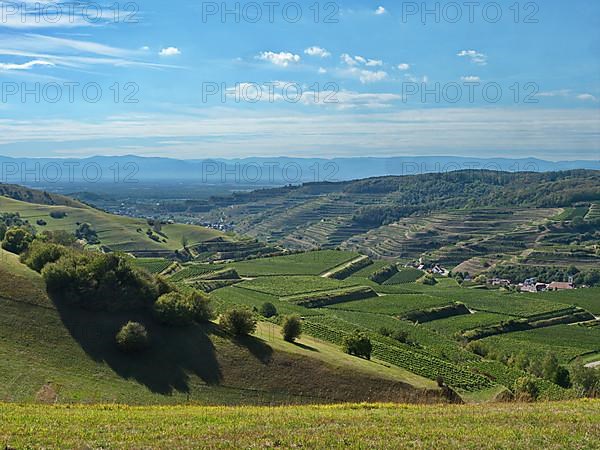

{"left": 1, "top": 155, "right": 599, "bottom": 185}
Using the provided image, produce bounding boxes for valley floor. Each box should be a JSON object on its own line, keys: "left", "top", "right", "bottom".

{"left": 1, "top": 400, "right": 598, "bottom": 449}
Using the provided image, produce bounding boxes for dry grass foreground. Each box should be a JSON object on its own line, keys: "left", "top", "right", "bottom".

{"left": 1, "top": 400, "right": 599, "bottom": 449}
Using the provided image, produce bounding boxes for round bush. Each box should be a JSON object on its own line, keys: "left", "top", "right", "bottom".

{"left": 153, "top": 292, "right": 195, "bottom": 326}
{"left": 513, "top": 376, "right": 539, "bottom": 402}
{"left": 260, "top": 302, "right": 277, "bottom": 318}
{"left": 220, "top": 308, "right": 257, "bottom": 336}
{"left": 42, "top": 252, "right": 161, "bottom": 311}
{"left": 342, "top": 331, "right": 372, "bottom": 360}
{"left": 115, "top": 321, "right": 149, "bottom": 353}
{"left": 1, "top": 226, "right": 34, "bottom": 254}
{"left": 281, "top": 315, "right": 302, "bottom": 342}
{"left": 21, "top": 240, "right": 70, "bottom": 272}
{"left": 188, "top": 290, "right": 214, "bottom": 323}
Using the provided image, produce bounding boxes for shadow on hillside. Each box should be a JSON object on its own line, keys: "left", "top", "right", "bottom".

{"left": 51, "top": 297, "right": 224, "bottom": 395}
{"left": 232, "top": 335, "right": 274, "bottom": 364}
{"left": 293, "top": 342, "right": 319, "bottom": 352}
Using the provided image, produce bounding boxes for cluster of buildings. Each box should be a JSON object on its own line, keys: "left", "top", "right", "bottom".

{"left": 519, "top": 278, "right": 575, "bottom": 293}
{"left": 488, "top": 276, "right": 576, "bottom": 293}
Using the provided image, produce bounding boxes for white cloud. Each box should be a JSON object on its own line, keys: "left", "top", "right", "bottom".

{"left": 318, "top": 67, "right": 327, "bottom": 74}
{"left": 0, "top": 34, "right": 183, "bottom": 72}
{"left": 375, "top": 6, "right": 387, "bottom": 15}
{"left": 397, "top": 63, "right": 410, "bottom": 71}
{"left": 537, "top": 90, "right": 598, "bottom": 102}
{"left": 457, "top": 49, "right": 487, "bottom": 65}
{"left": 3, "top": 109, "right": 598, "bottom": 160}
{"left": 159, "top": 47, "right": 181, "bottom": 57}
{"left": 341, "top": 53, "right": 358, "bottom": 66}
{"left": 257, "top": 51, "right": 301, "bottom": 67}
{"left": 577, "top": 93, "right": 598, "bottom": 102}
{"left": 537, "top": 90, "right": 571, "bottom": 98}
{"left": 404, "top": 73, "right": 428, "bottom": 83}
{"left": 355, "top": 68, "right": 388, "bottom": 84}
{"left": 140, "top": 46, "right": 150, "bottom": 51}
{"left": 461, "top": 76, "right": 481, "bottom": 82}
{"left": 341, "top": 54, "right": 383, "bottom": 68}
{"left": 0, "top": 59, "right": 54, "bottom": 71}
{"left": 304, "top": 46, "right": 331, "bottom": 58}
{"left": 339, "top": 54, "right": 388, "bottom": 83}
{"left": 332, "top": 90, "right": 401, "bottom": 109}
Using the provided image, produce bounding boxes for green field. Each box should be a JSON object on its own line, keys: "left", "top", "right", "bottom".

{"left": 383, "top": 268, "right": 425, "bottom": 285}
{"left": 423, "top": 312, "right": 512, "bottom": 336}
{"left": 238, "top": 275, "right": 356, "bottom": 297}
{"left": 1, "top": 401, "right": 598, "bottom": 449}
{"left": 535, "top": 288, "right": 600, "bottom": 315}
{"left": 326, "top": 294, "right": 454, "bottom": 316}
{"left": 0, "top": 196, "right": 224, "bottom": 252}
{"left": 230, "top": 250, "right": 359, "bottom": 276}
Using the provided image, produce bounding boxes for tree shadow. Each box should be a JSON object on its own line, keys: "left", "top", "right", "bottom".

{"left": 293, "top": 342, "right": 319, "bottom": 352}
{"left": 51, "top": 296, "right": 223, "bottom": 395}
{"left": 232, "top": 335, "right": 274, "bottom": 364}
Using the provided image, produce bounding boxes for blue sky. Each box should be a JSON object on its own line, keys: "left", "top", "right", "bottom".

{"left": 0, "top": 0, "right": 599, "bottom": 160}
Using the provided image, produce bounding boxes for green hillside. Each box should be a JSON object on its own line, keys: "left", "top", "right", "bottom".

{"left": 0, "top": 250, "right": 438, "bottom": 405}
{"left": 0, "top": 194, "right": 225, "bottom": 252}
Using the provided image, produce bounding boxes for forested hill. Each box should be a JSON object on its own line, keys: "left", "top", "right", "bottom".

{"left": 189, "top": 170, "right": 600, "bottom": 259}
{"left": 0, "top": 183, "right": 85, "bottom": 208}
{"left": 207, "top": 170, "right": 600, "bottom": 226}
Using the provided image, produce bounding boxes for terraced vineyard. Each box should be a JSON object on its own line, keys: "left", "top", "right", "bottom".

{"left": 131, "top": 258, "right": 173, "bottom": 274}
{"left": 480, "top": 325, "right": 600, "bottom": 364}
{"left": 383, "top": 268, "right": 424, "bottom": 284}
{"left": 326, "top": 294, "right": 454, "bottom": 316}
{"left": 585, "top": 203, "right": 600, "bottom": 221}
{"left": 237, "top": 276, "right": 355, "bottom": 297}
{"left": 302, "top": 316, "right": 492, "bottom": 391}
{"left": 168, "top": 264, "right": 227, "bottom": 282}
{"left": 423, "top": 312, "right": 512, "bottom": 336}
{"left": 230, "top": 250, "right": 358, "bottom": 276}
{"left": 199, "top": 248, "right": 599, "bottom": 398}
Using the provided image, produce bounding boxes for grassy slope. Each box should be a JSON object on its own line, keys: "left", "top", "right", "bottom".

{"left": 0, "top": 196, "right": 224, "bottom": 252}
{"left": 1, "top": 400, "right": 598, "bottom": 449}
{"left": 0, "top": 254, "right": 435, "bottom": 405}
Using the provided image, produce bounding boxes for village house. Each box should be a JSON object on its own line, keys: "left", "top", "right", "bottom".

{"left": 519, "top": 282, "right": 548, "bottom": 293}
{"left": 490, "top": 278, "right": 511, "bottom": 287}
{"left": 547, "top": 281, "right": 575, "bottom": 291}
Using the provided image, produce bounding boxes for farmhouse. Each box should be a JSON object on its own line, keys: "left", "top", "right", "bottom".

{"left": 547, "top": 281, "right": 575, "bottom": 291}
{"left": 519, "top": 282, "right": 548, "bottom": 293}
{"left": 490, "top": 278, "right": 511, "bottom": 287}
